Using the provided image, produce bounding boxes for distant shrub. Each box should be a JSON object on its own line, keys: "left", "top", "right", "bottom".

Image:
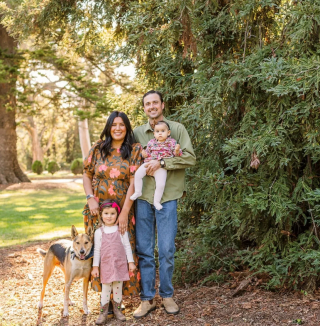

{"left": 32, "top": 160, "right": 43, "bottom": 175}
{"left": 43, "top": 158, "right": 49, "bottom": 170}
{"left": 59, "top": 162, "right": 71, "bottom": 170}
{"left": 48, "top": 161, "right": 60, "bottom": 175}
{"left": 71, "top": 158, "right": 83, "bottom": 175}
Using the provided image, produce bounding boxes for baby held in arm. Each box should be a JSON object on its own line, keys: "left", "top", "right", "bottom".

{"left": 130, "top": 120, "right": 182, "bottom": 210}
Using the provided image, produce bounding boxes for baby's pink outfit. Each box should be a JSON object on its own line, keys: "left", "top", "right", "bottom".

{"left": 130, "top": 136, "right": 183, "bottom": 210}
{"left": 100, "top": 228, "right": 129, "bottom": 284}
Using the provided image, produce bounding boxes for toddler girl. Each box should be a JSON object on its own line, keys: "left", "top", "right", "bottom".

{"left": 130, "top": 120, "right": 182, "bottom": 210}
{"left": 91, "top": 199, "right": 136, "bottom": 324}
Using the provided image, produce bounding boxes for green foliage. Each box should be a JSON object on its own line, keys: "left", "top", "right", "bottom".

{"left": 31, "top": 160, "right": 43, "bottom": 175}
{"left": 70, "top": 158, "right": 83, "bottom": 175}
{"left": 47, "top": 161, "right": 60, "bottom": 175}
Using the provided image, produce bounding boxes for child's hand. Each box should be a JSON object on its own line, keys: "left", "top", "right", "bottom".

{"left": 91, "top": 266, "right": 99, "bottom": 278}
{"left": 174, "top": 144, "right": 181, "bottom": 156}
{"left": 142, "top": 149, "right": 148, "bottom": 158}
{"left": 128, "top": 262, "right": 136, "bottom": 273}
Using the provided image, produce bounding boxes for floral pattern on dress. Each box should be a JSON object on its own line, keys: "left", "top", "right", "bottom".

{"left": 83, "top": 140, "right": 143, "bottom": 295}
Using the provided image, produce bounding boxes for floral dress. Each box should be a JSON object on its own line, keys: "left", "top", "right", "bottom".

{"left": 83, "top": 140, "right": 143, "bottom": 295}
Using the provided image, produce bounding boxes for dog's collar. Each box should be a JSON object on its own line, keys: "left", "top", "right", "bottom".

{"left": 70, "top": 245, "right": 94, "bottom": 261}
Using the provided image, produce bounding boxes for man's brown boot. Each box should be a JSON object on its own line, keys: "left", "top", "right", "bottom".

{"left": 133, "top": 299, "right": 156, "bottom": 319}
{"left": 95, "top": 302, "right": 109, "bottom": 325}
{"left": 112, "top": 300, "right": 126, "bottom": 321}
{"left": 162, "top": 297, "right": 180, "bottom": 315}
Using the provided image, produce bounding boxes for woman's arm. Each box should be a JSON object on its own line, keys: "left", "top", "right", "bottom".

{"left": 116, "top": 177, "right": 135, "bottom": 235}
{"left": 83, "top": 173, "right": 100, "bottom": 216}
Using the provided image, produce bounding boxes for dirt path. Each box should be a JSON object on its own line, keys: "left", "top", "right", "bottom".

{"left": 1, "top": 182, "right": 320, "bottom": 325}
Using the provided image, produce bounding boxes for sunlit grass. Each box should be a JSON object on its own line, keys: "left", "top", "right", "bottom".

{"left": 26, "top": 170, "right": 78, "bottom": 179}
{"left": 0, "top": 188, "right": 86, "bottom": 247}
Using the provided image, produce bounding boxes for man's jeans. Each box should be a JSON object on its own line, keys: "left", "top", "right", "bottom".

{"left": 135, "top": 199, "right": 177, "bottom": 300}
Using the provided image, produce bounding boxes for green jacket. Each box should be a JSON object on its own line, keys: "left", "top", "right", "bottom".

{"left": 133, "top": 117, "right": 196, "bottom": 204}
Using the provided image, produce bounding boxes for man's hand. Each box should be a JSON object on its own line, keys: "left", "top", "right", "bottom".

{"left": 174, "top": 144, "right": 181, "bottom": 156}
{"left": 91, "top": 266, "right": 99, "bottom": 278}
{"left": 145, "top": 160, "right": 161, "bottom": 176}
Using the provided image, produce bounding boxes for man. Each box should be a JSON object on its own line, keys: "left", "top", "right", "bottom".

{"left": 133, "top": 90, "right": 196, "bottom": 318}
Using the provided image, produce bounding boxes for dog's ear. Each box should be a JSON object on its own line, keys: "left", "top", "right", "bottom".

{"left": 71, "top": 225, "right": 78, "bottom": 240}
{"left": 86, "top": 226, "right": 94, "bottom": 240}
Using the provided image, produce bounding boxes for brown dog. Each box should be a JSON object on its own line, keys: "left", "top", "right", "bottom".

{"left": 37, "top": 225, "right": 94, "bottom": 316}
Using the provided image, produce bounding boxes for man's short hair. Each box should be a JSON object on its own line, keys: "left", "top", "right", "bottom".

{"left": 142, "top": 90, "right": 164, "bottom": 106}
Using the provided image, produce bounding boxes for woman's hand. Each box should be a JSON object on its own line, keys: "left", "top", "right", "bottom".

{"left": 128, "top": 262, "right": 136, "bottom": 273}
{"left": 116, "top": 210, "right": 128, "bottom": 235}
{"left": 91, "top": 266, "right": 99, "bottom": 278}
{"left": 87, "top": 197, "right": 100, "bottom": 216}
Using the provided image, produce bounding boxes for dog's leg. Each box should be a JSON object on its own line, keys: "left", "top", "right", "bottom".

{"left": 38, "top": 253, "right": 55, "bottom": 309}
{"left": 82, "top": 277, "right": 90, "bottom": 314}
{"left": 63, "top": 279, "right": 72, "bottom": 317}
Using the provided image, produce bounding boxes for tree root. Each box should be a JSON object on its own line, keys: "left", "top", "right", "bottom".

{"left": 0, "top": 167, "right": 30, "bottom": 185}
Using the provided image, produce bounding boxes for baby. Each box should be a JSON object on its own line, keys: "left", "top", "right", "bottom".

{"left": 130, "top": 120, "right": 182, "bottom": 210}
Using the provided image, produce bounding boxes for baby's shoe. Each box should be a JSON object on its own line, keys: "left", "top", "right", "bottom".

{"left": 130, "top": 192, "right": 142, "bottom": 201}
{"left": 154, "top": 202, "right": 163, "bottom": 210}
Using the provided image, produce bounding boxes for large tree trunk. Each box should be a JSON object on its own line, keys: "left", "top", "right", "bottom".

{"left": 0, "top": 25, "right": 30, "bottom": 184}
{"left": 78, "top": 118, "right": 91, "bottom": 159}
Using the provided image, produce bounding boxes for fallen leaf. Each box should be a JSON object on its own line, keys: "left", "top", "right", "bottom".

{"left": 242, "top": 303, "right": 252, "bottom": 309}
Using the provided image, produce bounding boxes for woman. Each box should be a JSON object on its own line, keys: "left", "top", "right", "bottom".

{"left": 82, "top": 111, "right": 143, "bottom": 295}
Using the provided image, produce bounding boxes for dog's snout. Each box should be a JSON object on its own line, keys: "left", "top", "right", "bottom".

{"left": 80, "top": 249, "right": 85, "bottom": 254}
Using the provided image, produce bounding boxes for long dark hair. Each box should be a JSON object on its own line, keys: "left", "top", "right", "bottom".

{"left": 99, "top": 111, "right": 134, "bottom": 160}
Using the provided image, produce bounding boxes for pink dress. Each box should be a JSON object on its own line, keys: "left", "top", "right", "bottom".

{"left": 100, "top": 228, "right": 130, "bottom": 284}
{"left": 144, "top": 136, "right": 183, "bottom": 162}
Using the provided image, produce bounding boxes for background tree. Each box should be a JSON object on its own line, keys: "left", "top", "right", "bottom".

{"left": 0, "top": 24, "right": 29, "bottom": 183}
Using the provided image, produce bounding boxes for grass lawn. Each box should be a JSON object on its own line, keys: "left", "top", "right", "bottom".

{"left": 0, "top": 188, "right": 86, "bottom": 248}
{"left": 26, "top": 170, "right": 80, "bottom": 179}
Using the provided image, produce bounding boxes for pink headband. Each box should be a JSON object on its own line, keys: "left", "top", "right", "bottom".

{"left": 100, "top": 202, "right": 121, "bottom": 214}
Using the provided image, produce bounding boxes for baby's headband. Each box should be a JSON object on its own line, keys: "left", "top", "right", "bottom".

{"left": 155, "top": 120, "right": 170, "bottom": 130}
{"left": 100, "top": 202, "right": 121, "bottom": 214}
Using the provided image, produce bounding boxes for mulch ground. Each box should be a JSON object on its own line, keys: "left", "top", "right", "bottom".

{"left": 1, "top": 181, "right": 320, "bottom": 325}
{"left": 1, "top": 241, "right": 320, "bottom": 326}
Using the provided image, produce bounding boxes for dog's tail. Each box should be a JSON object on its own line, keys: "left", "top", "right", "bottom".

{"left": 37, "top": 248, "right": 47, "bottom": 258}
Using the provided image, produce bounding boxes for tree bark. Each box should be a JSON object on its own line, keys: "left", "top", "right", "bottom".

{"left": 78, "top": 118, "right": 91, "bottom": 159}
{"left": 0, "top": 24, "right": 30, "bottom": 184}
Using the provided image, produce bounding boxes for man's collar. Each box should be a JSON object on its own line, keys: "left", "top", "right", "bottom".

{"left": 144, "top": 117, "right": 169, "bottom": 133}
